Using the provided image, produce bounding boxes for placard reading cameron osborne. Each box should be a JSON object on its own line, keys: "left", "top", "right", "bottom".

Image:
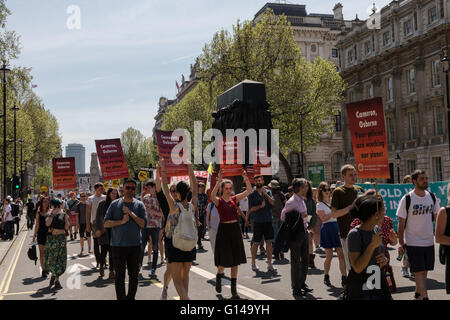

{"left": 155, "top": 130, "right": 189, "bottom": 177}
{"left": 52, "top": 157, "right": 77, "bottom": 190}
{"left": 95, "top": 139, "right": 130, "bottom": 180}
{"left": 346, "top": 97, "right": 390, "bottom": 179}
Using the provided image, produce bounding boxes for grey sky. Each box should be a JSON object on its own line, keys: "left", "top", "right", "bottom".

{"left": 7, "top": 0, "right": 390, "bottom": 172}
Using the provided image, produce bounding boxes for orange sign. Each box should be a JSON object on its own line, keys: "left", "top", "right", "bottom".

{"left": 52, "top": 157, "right": 77, "bottom": 190}
{"left": 346, "top": 97, "right": 390, "bottom": 179}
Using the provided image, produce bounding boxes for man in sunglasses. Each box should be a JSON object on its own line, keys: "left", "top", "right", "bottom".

{"left": 104, "top": 179, "right": 147, "bottom": 300}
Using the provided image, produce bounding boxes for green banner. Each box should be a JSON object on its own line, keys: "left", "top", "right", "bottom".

{"left": 308, "top": 164, "right": 325, "bottom": 188}
{"left": 355, "top": 181, "right": 449, "bottom": 230}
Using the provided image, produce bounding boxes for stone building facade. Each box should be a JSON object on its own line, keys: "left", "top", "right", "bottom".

{"left": 255, "top": 3, "right": 356, "bottom": 183}
{"left": 337, "top": 0, "right": 450, "bottom": 182}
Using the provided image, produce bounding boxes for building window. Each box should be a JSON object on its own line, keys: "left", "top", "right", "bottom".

{"left": 332, "top": 152, "right": 344, "bottom": 180}
{"left": 364, "top": 41, "right": 372, "bottom": 55}
{"left": 383, "top": 31, "right": 391, "bottom": 46}
{"left": 407, "top": 159, "right": 416, "bottom": 174}
{"left": 387, "top": 117, "right": 396, "bottom": 144}
{"left": 404, "top": 19, "right": 413, "bottom": 36}
{"left": 432, "top": 60, "right": 441, "bottom": 87}
{"left": 332, "top": 48, "right": 338, "bottom": 58}
{"left": 434, "top": 106, "right": 444, "bottom": 136}
{"left": 368, "top": 84, "right": 373, "bottom": 98}
{"left": 428, "top": 7, "right": 438, "bottom": 24}
{"left": 311, "top": 44, "right": 317, "bottom": 53}
{"left": 335, "top": 112, "right": 342, "bottom": 132}
{"left": 414, "top": 12, "right": 418, "bottom": 30}
{"left": 440, "top": 0, "right": 445, "bottom": 18}
{"left": 386, "top": 77, "right": 393, "bottom": 101}
{"left": 408, "top": 69, "right": 415, "bottom": 94}
{"left": 347, "top": 49, "right": 355, "bottom": 64}
{"left": 432, "top": 157, "right": 443, "bottom": 181}
{"left": 409, "top": 112, "right": 418, "bottom": 140}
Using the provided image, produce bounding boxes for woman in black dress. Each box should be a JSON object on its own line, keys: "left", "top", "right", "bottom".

{"left": 32, "top": 197, "right": 51, "bottom": 278}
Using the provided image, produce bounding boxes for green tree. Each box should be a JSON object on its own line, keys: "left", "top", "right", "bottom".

{"left": 192, "top": 10, "right": 346, "bottom": 181}
{"left": 121, "top": 127, "right": 155, "bottom": 178}
{"left": 30, "top": 163, "right": 52, "bottom": 191}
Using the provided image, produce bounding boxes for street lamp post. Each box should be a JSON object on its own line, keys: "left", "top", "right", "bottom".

{"left": 298, "top": 112, "right": 304, "bottom": 178}
{"left": 395, "top": 153, "right": 401, "bottom": 184}
{"left": 19, "top": 138, "right": 23, "bottom": 198}
{"left": 443, "top": 48, "right": 450, "bottom": 157}
{"left": 11, "top": 102, "right": 18, "bottom": 198}
{"left": 0, "top": 60, "right": 10, "bottom": 199}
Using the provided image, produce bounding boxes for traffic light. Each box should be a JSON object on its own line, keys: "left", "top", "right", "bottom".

{"left": 12, "top": 175, "right": 19, "bottom": 190}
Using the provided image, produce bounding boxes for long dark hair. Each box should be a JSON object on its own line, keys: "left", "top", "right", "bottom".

{"left": 39, "top": 197, "right": 50, "bottom": 214}
{"left": 105, "top": 188, "right": 119, "bottom": 211}
{"left": 305, "top": 181, "right": 313, "bottom": 201}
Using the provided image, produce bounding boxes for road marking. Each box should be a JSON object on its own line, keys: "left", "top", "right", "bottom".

{"left": 1, "top": 291, "right": 35, "bottom": 296}
{"left": 70, "top": 263, "right": 91, "bottom": 271}
{"left": 190, "top": 266, "right": 275, "bottom": 300}
{"left": 0, "top": 232, "right": 28, "bottom": 299}
{"left": 150, "top": 279, "right": 163, "bottom": 288}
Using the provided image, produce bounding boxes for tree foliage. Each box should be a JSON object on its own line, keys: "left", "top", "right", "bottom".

{"left": 162, "top": 10, "right": 346, "bottom": 180}
{"left": 121, "top": 127, "right": 155, "bottom": 177}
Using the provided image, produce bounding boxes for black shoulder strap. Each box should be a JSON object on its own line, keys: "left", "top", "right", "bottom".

{"left": 404, "top": 194, "right": 411, "bottom": 228}
{"left": 429, "top": 192, "right": 437, "bottom": 222}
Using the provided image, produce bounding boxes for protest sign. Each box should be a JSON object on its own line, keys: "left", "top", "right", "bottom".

{"left": 95, "top": 139, "right": 129, "bottom": 180}
{"left": 155, "top": 130, "right": 189, "bottom": 177}
{"left": 346, "top": 97, "right": 390, "bottom": 179}
{"left": 52, "top": 157, "right": 77, "bottom": 190}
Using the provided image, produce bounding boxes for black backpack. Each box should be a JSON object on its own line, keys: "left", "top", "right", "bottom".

{"left": 11, "top": 203, "right": 20, "bottom": 217}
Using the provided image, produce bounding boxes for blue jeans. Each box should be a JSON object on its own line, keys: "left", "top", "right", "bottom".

{"left": 140, "top": 228, "right": 160, "bottom": 270}
{"left": 272, "top": 217, "right": 282, "bottom": 242}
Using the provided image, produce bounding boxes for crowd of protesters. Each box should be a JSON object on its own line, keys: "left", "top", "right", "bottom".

{"left": 2, "top": 162, "right": 448, "bottom": 301}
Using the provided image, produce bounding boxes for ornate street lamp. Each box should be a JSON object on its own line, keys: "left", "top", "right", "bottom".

{"left": 443, "top": 48, "right": 450, "bottom": 157}
{"left": 0, "top": 60, "right": 10, "bottom": 199}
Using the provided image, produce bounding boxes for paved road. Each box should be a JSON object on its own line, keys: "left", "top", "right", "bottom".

{"left": 0, "top": 224, "right": 448, "bottom": 300}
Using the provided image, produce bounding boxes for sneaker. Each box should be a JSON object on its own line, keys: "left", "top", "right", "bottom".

{"left": 108, "top": 271, "right": 115, "bottom": 280}
{"left": 150, "top": 269, "right": 155, "bottom": 277}
{"left": 293, "top": 289, "right": 305, "bottom": 297}
{"left": 301, "top": 284, "right": 313, "bottom": 293}
{"left": 88, "top": 249, "right": 93, "bottom": 254}
{"left": 49, "top": 275, "right": 56, "bottom": 288}
{"left": 341, "top": 276, "right": 347, "bottom": 288}
{"left": 79, "top": 250, "right": 84, "bottom": 257}
{"left": 54, "top": 280, "right": 62, "bottom": 290}
{"left": 414, "top": 292, "right": 422, "bottom": 300}
{"left": 267, "top": 265, "right": 276, "bottom": 273}
{"left": 324, "top": 275, "right": 331, "bottom": 287}
{"left": 251, "top": 265, "right": 259, "bottom": 272}
{"left": 401, "top": 267, "right": 410, "bottom": 278}
{"left": 160, "top": 287, "right": 168, "bottom": 300}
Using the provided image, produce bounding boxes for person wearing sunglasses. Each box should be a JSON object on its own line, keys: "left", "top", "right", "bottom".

{"left": 316, "top": 182, "right": 346, "bottom": 287}
{"left": 76, "top": 192, "right": 91, "bottom": 256}
{"left": 104, "top": 179, "right": 147, "bottom": 300}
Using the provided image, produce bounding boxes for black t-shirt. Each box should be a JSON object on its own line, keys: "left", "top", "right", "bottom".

{"left": 11, "top": 204, "right": 20, "bottom": 217}
{"left": 26, "top": 202, "right": 35, "bottom": 216}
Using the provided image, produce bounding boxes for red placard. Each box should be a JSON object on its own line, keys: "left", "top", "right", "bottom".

{"left": 52, "top": 157, "right": 77, "bottom": 190}
{"left": 346, "top": 97, "right": 390, "bottom": 179}
{"left": 217, "top": 136, "right": 243, "bottom": 177}
{"left": 95, "top": 139, "right": 130, "bottom": 180}
{"left": 155, "top": 130, "right": 189, "bottom": 177}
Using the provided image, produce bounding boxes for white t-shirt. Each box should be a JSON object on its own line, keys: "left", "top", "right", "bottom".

{"left": 396, "top": 190, "right": 439, "bottom": 247}
{"left": 87, "top": 194, "right": 106, "bottom": 223}
{"left": 316, "top": 202, "right": 337, "bottom": 224}
{"left": 239, "top": 197, "right": 249, "bottom": 212}
{"left": 4, "top": 204, "right": 13, "bottom": 221}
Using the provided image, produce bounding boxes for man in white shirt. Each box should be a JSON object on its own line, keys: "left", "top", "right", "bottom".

{"left": 396, "top": 170, "right": 439, "bottom": 300}
{"left": 87, "top": 183, "right": 106, "bottom": 266}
